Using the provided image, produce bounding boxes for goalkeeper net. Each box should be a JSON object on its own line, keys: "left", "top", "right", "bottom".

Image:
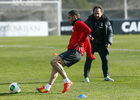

{"left": 0, "top": 0, "right": 62, "bottom": 36}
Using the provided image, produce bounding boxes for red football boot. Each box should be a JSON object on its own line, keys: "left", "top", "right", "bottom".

{"left": 36, "top": 85, "right": 49, "bottom": 93}
{"left": 62, "top": 81, "right": 73, "bottom": 93}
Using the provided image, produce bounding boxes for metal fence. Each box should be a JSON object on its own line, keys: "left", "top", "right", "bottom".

{"left": 62, "top": 0, "right": 140, "bottom": 21}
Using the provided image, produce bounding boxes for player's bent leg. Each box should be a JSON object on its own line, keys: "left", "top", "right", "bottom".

{"left": 50, "top": 56, "right": 67, "bottom": 79}
{"left": 49, "top": 68, "right": 58, "bottom": 85}
{"left": 51, "top": 56, "right": 73, "bottom": 93}
{"left": 50, "top": 56, "right": 65, "bottom": 67}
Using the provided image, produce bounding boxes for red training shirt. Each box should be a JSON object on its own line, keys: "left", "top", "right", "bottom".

{"left": 67, "top": 20, "right": 95, "bottom": 60}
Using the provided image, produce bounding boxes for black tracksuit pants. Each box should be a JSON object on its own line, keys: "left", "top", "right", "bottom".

{"left": 84, "top": 45, "right": 109, "bottom": 78}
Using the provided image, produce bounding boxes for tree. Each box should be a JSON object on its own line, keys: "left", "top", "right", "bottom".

{"left": 62, "top": 0, "right": 91, "bottom": 9}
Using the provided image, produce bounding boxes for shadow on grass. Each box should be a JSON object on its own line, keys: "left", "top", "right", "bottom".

{"left": 0, "top": 92, "right": 39, "bottom": 96}
{"left": 0, "top": 91, "right": 62, "bottom": 96}
{"left": 0, "top": 81, "right": 48, "bottom": 85}
{"left": 0, "top": 80, "right": 65, "bottom": 86}
{"left": 0, "top": 93, "right": 12, "bottom": 96}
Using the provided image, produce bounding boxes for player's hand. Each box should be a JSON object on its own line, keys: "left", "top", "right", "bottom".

{"left": 76, "top": 46, "right": 84, "bottom": 52}
{"left": 89, "top": 35, "right": 94, "bottom": 41}
{"left": 105, "top": 43, "right": 110, "bottom": 48}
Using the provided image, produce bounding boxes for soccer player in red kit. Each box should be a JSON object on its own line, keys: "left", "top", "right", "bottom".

{"left": 36, "top": 10, "right": 95, "bottom": 93}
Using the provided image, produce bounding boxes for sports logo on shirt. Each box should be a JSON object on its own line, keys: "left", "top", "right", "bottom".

{"left": 99, "top": 23, "right": 103, "bottom": 28}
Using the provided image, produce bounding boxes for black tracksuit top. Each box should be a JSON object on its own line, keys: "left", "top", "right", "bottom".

{"left": 85, "top": 14, "right": 113, "bottom": 47}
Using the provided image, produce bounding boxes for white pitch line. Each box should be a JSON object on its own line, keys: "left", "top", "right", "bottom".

{"left": 0, "top": 45, "right": 55, "bottom": 49}
{"left": 110, "top": 48, "right": 140, "bottom": 52}
{"left": 0, "top": 45, "right": 139, "bottom": 51}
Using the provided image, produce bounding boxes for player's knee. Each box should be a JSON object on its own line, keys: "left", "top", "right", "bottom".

{"left": 50, "top": 59, "right": 54, "bottom": 65}
{"left": 50, "top": 59, "right": 57, "bottom": 66}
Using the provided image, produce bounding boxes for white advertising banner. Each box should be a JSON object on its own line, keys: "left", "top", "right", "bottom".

{"left": 0, "top": 22, "right": 48, "bottom": 37}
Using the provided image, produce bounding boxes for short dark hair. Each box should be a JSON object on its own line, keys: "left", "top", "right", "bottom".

{"left": 93, "top": 4, "right": 104, "bottom": 13}
{"left": 68, "top": 10, "right": 80, "bottom": 18}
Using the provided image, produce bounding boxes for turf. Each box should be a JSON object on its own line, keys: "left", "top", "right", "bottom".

{"left": 0, "top": 35, "right": 140, "bottom": 100}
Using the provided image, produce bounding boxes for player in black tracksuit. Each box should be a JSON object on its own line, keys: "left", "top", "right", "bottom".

{"left": 84, "top": 5, "right": 114, "bottom": 82}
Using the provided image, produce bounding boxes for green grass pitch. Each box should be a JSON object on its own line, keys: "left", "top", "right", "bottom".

{"left": 0, "top": 35, "right": 140, "bottom": 100}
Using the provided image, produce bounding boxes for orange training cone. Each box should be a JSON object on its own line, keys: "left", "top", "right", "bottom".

{"left": 53, "top": 53, "right": 58, "bottom": 55}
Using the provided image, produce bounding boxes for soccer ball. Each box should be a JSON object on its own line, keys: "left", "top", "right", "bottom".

{"left": 9, "top": 82, "right": 21, "bottom": 94}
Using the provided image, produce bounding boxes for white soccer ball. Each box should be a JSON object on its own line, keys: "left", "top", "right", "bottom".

{"left": 9, "top": 82, "right": 21, "bottom": 94}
